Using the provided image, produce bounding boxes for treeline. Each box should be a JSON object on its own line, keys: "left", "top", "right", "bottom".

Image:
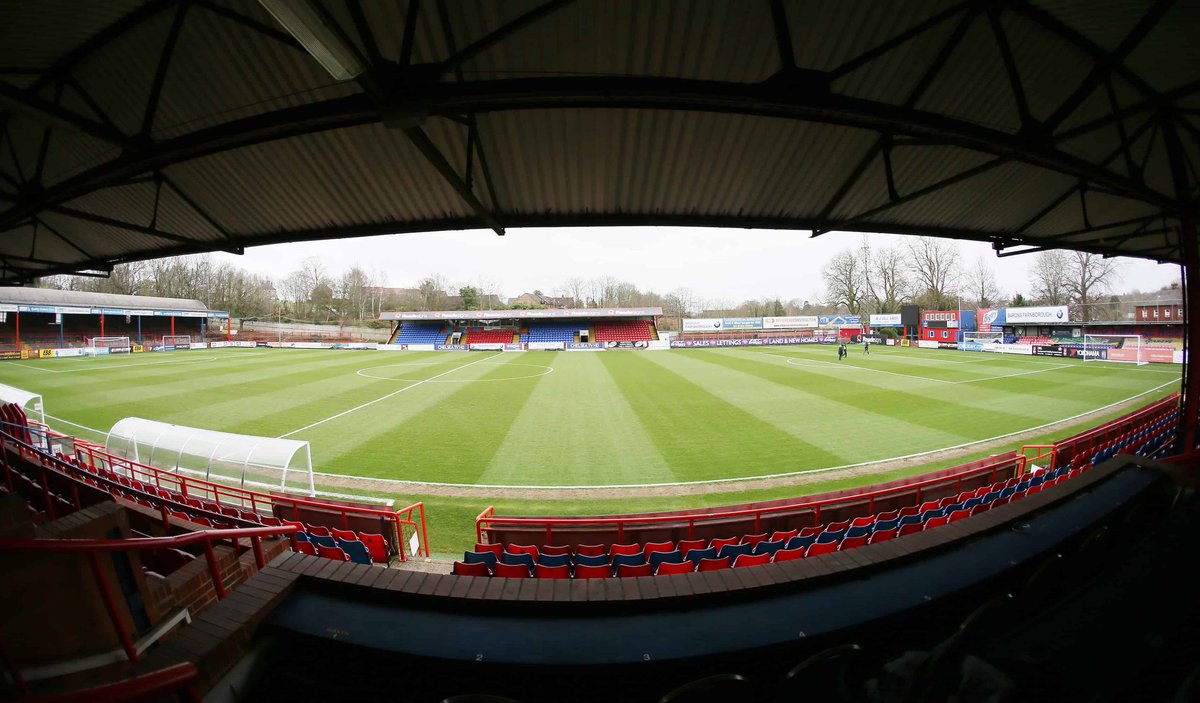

{"left": 820, "top": 236, "right": 1136, "bottom": 323}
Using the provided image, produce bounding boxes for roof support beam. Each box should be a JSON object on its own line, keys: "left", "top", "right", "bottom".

{"left": 768, "top": 0, "right": 796, "bottom": 72}
{"left": 34, "top": 216, "right": 95, "bottom": 260}
{"left": 140, "top": 2, "right": 190, "bottom": 138}
{"left": 402, "top": 125, "right": 504, "bottom": 235}
{"left": 1041, "top": 0, "right": 1174, "bottom": 134}
{"left": 986, "top": 7, "right": 1031, "bottom": 129}
{"left": 194, "top": 1, "right": 304, "bottom": 53}
{"left": 829, "top": 3, "right": 967, "bottom": 80}
{"left": 48, "top": 205, "right": 205, "bottom": 247}
{"left": 0, "top": 80, "right": 130, "bottom": 147}
{"left": 399, "top": 0, "right": 420, "bottom": 67}
{"left": 436, "top": 0, "right": 574, "bottom": 78}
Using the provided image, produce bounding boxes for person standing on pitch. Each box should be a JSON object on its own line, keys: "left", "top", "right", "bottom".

{"left": 864, "top": 339, "right": 870, "bottom": 355}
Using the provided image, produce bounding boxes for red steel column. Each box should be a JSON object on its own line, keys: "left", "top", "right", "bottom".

{"left": 99, "top": 313, "right": 105, "bottom": 337}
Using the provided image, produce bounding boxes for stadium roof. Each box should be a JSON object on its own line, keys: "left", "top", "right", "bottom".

{"left": 0, "top": 286, "right": 208, "bottom": 312}
{"left": 0, "top": 1, "right": 1197, "bottom": 284}
{"left": 381, "top": 307, "right": 662, "bottom": 321}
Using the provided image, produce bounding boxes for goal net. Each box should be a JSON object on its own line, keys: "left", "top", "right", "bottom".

{"left": 85, "top": 336, "right": 131, "bottom": 355}
{"left": 1083, "top": 334, "right": 1145, "bottom": 365}
{"left": 962, "top": 331, "right": 1003, "bottom": 351}
{"left": 105, "top": 417, "right": 315, "bottom": 496}
{"left": 162, "top": 335, "right": 192, "bottom": 348}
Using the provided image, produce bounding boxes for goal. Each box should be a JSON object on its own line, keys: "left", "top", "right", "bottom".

{"left": 161, "top": 335, "right": 192, "bottom": 348}
{"left": 85, "top": 336, "right": 131, "bottom": 355}
{"left": 1082, "top": 333, "right": 1146, "bottom": 365}
{"left": 962, "top": 331, "right": 1003, "bottom": 350}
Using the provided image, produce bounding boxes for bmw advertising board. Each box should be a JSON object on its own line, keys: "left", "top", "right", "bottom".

{"left": 1003, "top": 306, "right": 1068, "bottom": 324}
{"left": 683, "top": 318, "right": 724, "bottom": 332}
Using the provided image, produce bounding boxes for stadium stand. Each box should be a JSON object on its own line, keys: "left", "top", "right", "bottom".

{"left": 593, "top": 319, "right": 654, "bottom": 342}
{"left": 393, "top": 322, "right": 447, "bottom": 344}
{"left": 522, "top": 321, "right": 582, "bottom": 343}
{"left": 462, "top": 328, "right": 516, "bottom": 344}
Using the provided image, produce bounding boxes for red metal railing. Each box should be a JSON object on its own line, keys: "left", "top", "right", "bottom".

{"left": 25, "top": 662, "right": 201, "bottom": 702}
{"left": 0, "top": 525, "right": 295, "bottom": 685}
{"left": 477, "top": 453, "right": 1022, "bottom": 545}
{"left": 1050, "top": 394, "right": 1179, "bottom": 469}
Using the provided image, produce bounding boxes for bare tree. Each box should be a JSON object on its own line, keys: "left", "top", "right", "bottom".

{"left": 1030, "top": 250, "right": 1071, "bottom": 306}
{"left": 663, "top": 288, "right": 698, "bottom": 331}
{"left": 822, "top": 249, "right": 866, "bottom": 314}
{"left": 1065, "top": 251, "right": 1121, "bottom": 322}
{"left": 962, "top": 255, "right": 1002, "bottom": 308}
{"left": 906, "top": 237, "right": 959, "bottom": 310}
{"left": 865, "top": 245, "right": 910, "bottom": 313}
{"left": 339, "top": 265, "right": 372, "bottom": 321}
{"left": 416, "top": 274, "right": 449, "bottom": 311}
{"left": 565, "top": 277, "right": 586, "bottom": 307}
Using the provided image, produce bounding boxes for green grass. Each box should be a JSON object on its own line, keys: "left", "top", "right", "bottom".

{"left": 0, "top": 345, "right": 1180, "bottom": 554}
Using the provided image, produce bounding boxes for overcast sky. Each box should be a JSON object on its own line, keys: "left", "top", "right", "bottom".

{"left": 212, "top": 227, "right": 1181, "bottom": 306}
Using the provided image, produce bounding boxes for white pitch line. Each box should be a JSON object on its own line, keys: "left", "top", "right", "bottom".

{"left": 306, "top": 379, "right": 1180, "bottom": 489}
{"left": 277, "top": 353, "right": 499, "bottom": 439}
{"left": 948, "top": 363, "right": 1073, "bottom": 385}
{"left": 6, "top": 356, "right": 223, "bottom": 374}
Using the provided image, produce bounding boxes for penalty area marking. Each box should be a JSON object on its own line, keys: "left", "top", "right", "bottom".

{"left": 6, "top": 355, "right": 231, "bottom": 374}
{"left": 277, "top": 353, "right": 500, "bottom": 439}
{"left": 356, "top": 361, "right": 554, "bottom": 383}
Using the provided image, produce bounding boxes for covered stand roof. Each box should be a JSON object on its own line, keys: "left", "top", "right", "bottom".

{"left": 0, "top": 1, "right": 1197, "bottom": 284}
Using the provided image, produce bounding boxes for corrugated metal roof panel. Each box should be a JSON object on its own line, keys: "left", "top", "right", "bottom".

{"left": 163, "top": 121, "right": 473, "bottom": 235}
{"left": 0, "top": 286, "right": 208, "bottom": 311}
{"left": 0, "top": 0, "right": 143, "bottom": 70}
{"left": 71, "top": 8, "right": 171, "bottom": 136}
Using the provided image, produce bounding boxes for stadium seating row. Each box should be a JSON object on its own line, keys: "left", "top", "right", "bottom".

{"left": 462, "top": 328, "right": 515, "bottom": 344}
{"left": 594, "top": 320, "right": 654, "bottom": 342}
{"left": 290, "top": 525, "right": 389, "bottom": 564}
{"left": 393, "top": 323, "right": 446, "bottom": 344}
{"left": 458, "top": 466, "right": 1086, "bottom": 578}
{"left": 521, "top": 321, "right": 580, "bottom": 343}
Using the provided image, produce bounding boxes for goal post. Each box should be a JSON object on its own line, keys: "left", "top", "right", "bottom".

{"left": 161, "top": 335, "right": 192, "bottom": 348}
{"left": 85, "top": 336, "right": 132, "bottom": 355}
{"left": 1083, "top": 333, "right": 1145, "bottom": 365}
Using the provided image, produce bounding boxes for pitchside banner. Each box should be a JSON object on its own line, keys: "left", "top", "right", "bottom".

{"left": 1004, "top": 305, "right": 1068, "bottom": 324}
{"left": 1066, "top": 347, "right": 1107, "bottom": 360}
{"left": 819, "top": 315, "right": 862, "bottom": 327}
{"left": 762, "top": 316, "right": 819, "bottom": 329}
{"left": 683, "top": 318, "right": 724, "bottom": 332}
{"left": 869, "top": 314, "right": 902, "bottom": 327}
{"left": 670, "top": 336, "right": 838, "bottom": 348}
{"left": 1033, "top": 345, "right": 1066, "bottom": 357}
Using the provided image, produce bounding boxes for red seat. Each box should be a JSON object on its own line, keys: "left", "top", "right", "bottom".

{"left": 848, "top": 517, "right": 873, "bottom": 529}
{"left": 615, "top": 563, "right": 655, "bottom": 578}
{"left": 924, "top": 516, "right": 949, "bottom": 530}
{"left": 740, "top": 533, "right": 769, "bottom": 548}
{"left": 493, "top": 562, "right": 532, "bottom": 578}
{"left": 358, "top": 532, "right": 389, "bottom": 563}
{"left": 732, "top": 553, "right": 770, "bottom": 568}
{"left": 897, "top": 522, "right": 924, "bottom": 537}
{"left": 295, "top": 542, "right": 317, "bottom": 556}
{"left": 839, "top": 535, "right": 869, "bottom": 551}
{"left": 475, "top": 542, "right": 504, "bottom": 558}
{"left": 610, "top": 543, "right": 641, "bottom": 557}
{"left": 798, "top": 526, "right": 822, "bottom": 538}
{"left": 306, "top": 525, "right": 332, "bottom": 537}
{"left": 769, "top": 529, "right": 798, "bottom": 543}
{"left": 772, "top": 547, "right": 806, "bottom": 562}
{"left": 507, "top": 544, "right": 540, "bottom": 558}
{"left": 240, "top": 510, "right": 262, "bottom": 523}
{"left": 573, "top": 564, "right": 611, "bottom": 579}
{"left": 948, "top": 509, "right": 971, "bottom": 523}
{"left": 453, "top": 561, "right": 490, "bottom": 576}
{"left": 539, "top": 544, "right": 572, "bottom": 557}
{"left": 332, "top": 528, "right": 358, "bottom": 542}
{"left": 220, "top": 507, "right": 240, "bottom": 518}
{"left": 875, "top": 510, "right": 899, "bottom": 522}
{"left": 709, "top": 537, "right": 740, "bottom": 553}
{"left": 676, "top": 539, "right": 708, "bottom": 555}
{"left": 575, "top": 544, "right": 607, "bottom": 557}
{"left": 697, "top": 557, "right": 731, "bottom": 572}
{"left": 868, "top": 529, "right": 897, "bottom": 544}
{"left": 970, "top": 504, "right": 990, "bottom": 517}
{"left": 805, "top": 541, "right": 838, "bottom": 557}
{"left": 824, "top": 520, "right": 851, "bottom": 533}
{"left": 535, "top": 564, "right": 572, "bottom": 579}
{"left": 655, "top": 561, "right": 695, "bottom": 576}
{"left": 642, "top": 541, "right": 674, "bottom": 556}
{"left": 317, "top": 545, "right": 348, "bottom": 561}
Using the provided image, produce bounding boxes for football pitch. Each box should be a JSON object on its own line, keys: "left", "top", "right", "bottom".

{"left": 0, "top": 345, "right": 1180, "bottom": 553}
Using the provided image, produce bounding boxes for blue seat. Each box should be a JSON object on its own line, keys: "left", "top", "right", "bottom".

{"left": 463, "top": 551, "right": 497, "bottom": 569}
{"left": 717, "top": 543, "right": 753, "bottom": 560}
{"left": 610, "top": 553, "right": 646, "bottom": 570}
{"left": 786, "top": 535, "right": 816, "bottom": 551}
{"left": 648, "top": 550, "right": 684, "bottom": 569}
{"left": 500, "top": 552, "right": 535, "bottom": 569}
{"left": 844, "top": 526, "right": 871, "bottom": 539}
{"left": 961, "top": 497, "right": 982, "bottom": 511}
{"left": 537, "top": 553, "right": 571, "bottom": 568}
{"left": 293, "top": 532, "right": 310, "bottom": 542}
{"left": 683, "top": 547, "right": 716, "bottom": 566}
{"left": 573, "top": 553, "right": 610, "bottom": 567}
{"left": 813, "top": 530, "right": 843, "bottom": 545}
{"left": 309, "top": 534, "right": 337, "bottom": 549}
{"left": 919, "top": 508, "right": 946, "bottom": 522}
{"left": 897, "top": 515, "right": 923, "bottom": 528}
{"left": 981, "top": 492, "right": 1000, "bottom": 504}
{"left": 872, "top": 519, "right": 899, "bottom": 533}
{"left": 339, "top": 540, "right": 372, "bottom": 565}
{"left": 752, "top": 539, "right": 785, "bottom": 556}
